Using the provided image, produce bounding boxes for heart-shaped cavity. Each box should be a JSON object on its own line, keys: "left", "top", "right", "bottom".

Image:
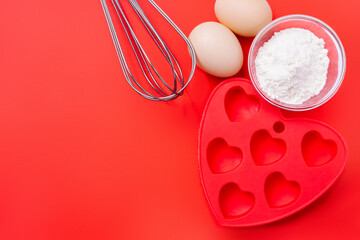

{"left": 225, "top": 87, "right": 260, "bottom": 122}
{"left": 250, "top": 130, "right": 286, "bottom": 166}
{"left": 265, "top": 172, "right": 301, "bottom": 208}
{"left": 219, "top": 183, "right": 255, "bottom": 218}
{"left": 207, "top": 138, "right": 242, "bottom": 174}
{"left": 302, "top": 131, "right": 338, "bottom": 167}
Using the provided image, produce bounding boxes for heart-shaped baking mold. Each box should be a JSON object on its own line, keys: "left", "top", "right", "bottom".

{"left": 198, "top": 78, "right": 347, "bottom": 227}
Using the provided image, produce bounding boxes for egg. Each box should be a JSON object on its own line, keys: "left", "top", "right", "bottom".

{"left": 215, "top": 0, "right": 272, "bottom": 37}
{"left": 189, "top": 22, "right": 243, "bottom": 78}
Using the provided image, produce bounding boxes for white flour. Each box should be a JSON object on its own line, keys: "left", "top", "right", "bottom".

{"left": 255, "top": 28, "right": 329, "bottom": 104}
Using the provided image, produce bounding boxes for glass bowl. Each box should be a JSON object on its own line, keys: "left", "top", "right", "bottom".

{"left": 248, "top": 15, "right": 346, "bottom": 111}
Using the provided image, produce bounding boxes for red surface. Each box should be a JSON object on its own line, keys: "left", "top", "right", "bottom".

{"left": 199, "top": 79, "right": 347, "bottom": 227}
{"left": 0, "top": 0, "right": 359, "bottom": 239}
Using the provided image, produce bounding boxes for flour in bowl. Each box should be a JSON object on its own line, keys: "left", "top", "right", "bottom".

{"left": 255, "top": 28, "right": 329, "bottom": 104}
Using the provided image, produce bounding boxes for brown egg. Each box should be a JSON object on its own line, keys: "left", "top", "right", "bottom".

{"left": 215, "top": 0, "right": 272, "bottom": 37}
{"left": 189, "top": 22, "right": 243, "bottom": 78}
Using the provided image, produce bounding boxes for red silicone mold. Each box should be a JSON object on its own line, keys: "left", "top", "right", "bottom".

{"left": 198, "top": 78, "right": 347, "bottom": 227}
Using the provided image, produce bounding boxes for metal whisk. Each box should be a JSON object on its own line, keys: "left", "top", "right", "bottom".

{"left": 100, "top": 0, "right": 196, "bottom": 101}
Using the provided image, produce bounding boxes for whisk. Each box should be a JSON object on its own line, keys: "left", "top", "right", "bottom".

{"left": 100, "top": 0, "right": 196, "bottom": 101}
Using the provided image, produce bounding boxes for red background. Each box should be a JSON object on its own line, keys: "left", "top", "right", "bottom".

{"left": 0, "top": 0, "right": 359, "bottom": 239}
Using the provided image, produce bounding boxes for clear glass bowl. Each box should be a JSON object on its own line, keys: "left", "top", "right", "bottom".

{"left": 248, "top": 15, "right": 346, "bottom": 111}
